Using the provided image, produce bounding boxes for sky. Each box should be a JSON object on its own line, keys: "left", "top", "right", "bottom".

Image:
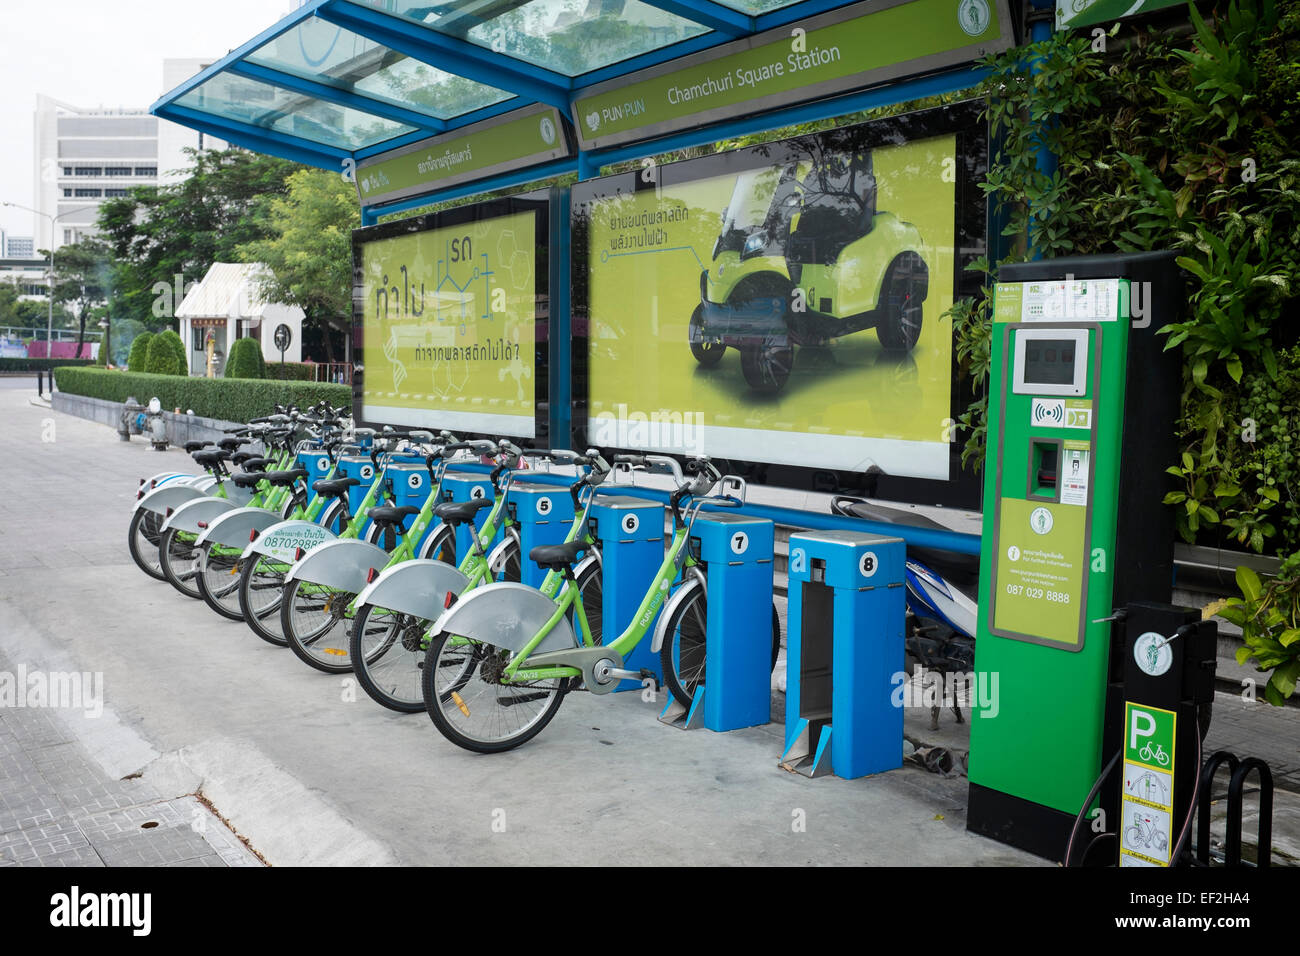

{"left": 0, "top": 0, "right": 295, "bottom": 240}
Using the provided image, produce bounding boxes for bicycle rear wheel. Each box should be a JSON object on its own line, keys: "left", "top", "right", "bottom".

{"left": 159, "top": 527, "right": 203, "bottom": 600}
{"left": 349, "top": 603, "right": 430, "bottom": 712}
{"left": 128, "top": 508, "right": 167, "bottom": 580}
{"left": 281, "top": 579, "right": 356, "bottom": 673}
{"left": 422, "top": 632, "right": 567, "bottom": 754}
{"left": 197, "top": 541, "right": 245, "bottom": 620}
{"left": 239, "top": 552, "right": 291, "bottom": 647}
{"left": 659, "top": 583, "right": 781, "bottom": 709}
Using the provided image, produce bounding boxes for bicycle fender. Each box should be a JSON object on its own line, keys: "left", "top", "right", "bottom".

{"left": 353, "top": 559, "right": 470, "bottom": 621}
{"left": 431, "top": 582, "right": 577, "bottom": 656}
{"left": 651, "top": 577, "right": 702, "bottom": 654}
{"left": 283, "top": 538, "right": 390, "bottom": 591}
{"left": 195, "top": 507, "right": 285, "bottom": 550}
{"left": 240, "top": 519, "right": 338, "bottom": 562}
{"left": 134, "top": 483, "right": 208, "bottom": 517}
{"left": 160, "top": 496, "right": 239, "bottom": 535}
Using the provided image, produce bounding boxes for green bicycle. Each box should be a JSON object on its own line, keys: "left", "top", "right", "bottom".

{"left": 421, "top": 455, "right": 778, "bottom": 753}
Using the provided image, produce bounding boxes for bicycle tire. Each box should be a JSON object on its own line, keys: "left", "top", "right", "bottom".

{"left": 158, "top": 527, "right": 204, "bottom": 600}
{"left": 573, "top": 560, "right": 603, "bottom": 646}
{"left": 281, "top": 578, "right": 356, "bottom": 674}
{"left": 659, "top": 583, "right": 781, "bottom": 709}
{"left": 238, "top": 552, "right": 292, "bottom": 647}
{"left": 421, "top": 631, "right": 567, "bottom": 754}
{"left": 418, "top": 523, "right": 457, "bottom": 564}
{"left": 349, "top": 603, "right": 431, "bottom": 712}
{"left": 197, "top": 541, "right": 246, "bottom": 620}
{"left": 128, "top": 508, "right": 167, "bottom": 580}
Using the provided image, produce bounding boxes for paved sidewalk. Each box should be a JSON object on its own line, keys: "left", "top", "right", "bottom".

{"left": 2, "top": 386, "right": 1292, "bottom": 866}
{"left": 0, "top": 650, "right": 261, "bottom": 867}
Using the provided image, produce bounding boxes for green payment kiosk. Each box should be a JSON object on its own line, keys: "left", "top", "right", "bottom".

{"left": 967, "top": 252, "right": 1183, "bottom": 860}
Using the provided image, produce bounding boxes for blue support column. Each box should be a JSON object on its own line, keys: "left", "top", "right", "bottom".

{"left": 782, "top": 530, "right": 906, "bottom": 779}
{"left": 506, "top": 482, "right": 576, "bottom": 588}
{"left": 691, "top": 513, "right": 775, "bottom": 732}
{"left": 384, "top": 463, "right": 435, "bottom": 551}
{"left": 589, "top": 496, "right": 666, "bottom": 690}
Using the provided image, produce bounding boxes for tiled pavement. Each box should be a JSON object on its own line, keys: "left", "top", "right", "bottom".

{"left": 0, "top": 651, "right": 261, "bottom": 868}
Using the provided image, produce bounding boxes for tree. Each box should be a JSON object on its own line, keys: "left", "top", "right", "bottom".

{"left": 97, "top": 148, "right": 302, "bottom": 327}
{"left": 225, "top": 337, "right": 265, "bottom": 379}
{"left": 145, "top": 330, "right": 186, "bottom": 376}
{"left": 238, "top": 168, "right": 360, "bottom": 364}
{"left": 50, "top": 239, "right": 113, "bottom": 355}
{"left": 127, "top": 331, "right": 154, "bottom": 372}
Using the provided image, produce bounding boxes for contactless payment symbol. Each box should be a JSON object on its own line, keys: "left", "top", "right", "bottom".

{"left": 1031, "top": 399, "right": 1065, "bottom": 426}
{"left": 1030, "top": 506, "right": 1054, "bottom": 535}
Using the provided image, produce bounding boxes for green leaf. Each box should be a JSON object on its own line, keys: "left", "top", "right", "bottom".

{"left": 1279, "top": 629, "right": 1300, "bottom": 648}
{"left": 1235, "top": 645, "right": 1254, "bottom": 665}
{"left": 1236, "top": 565, "right": 1262, "bottom": 602}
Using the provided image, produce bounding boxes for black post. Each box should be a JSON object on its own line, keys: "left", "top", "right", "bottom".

{"left": 37, "top": 369, "right": 44, "bottom": 397}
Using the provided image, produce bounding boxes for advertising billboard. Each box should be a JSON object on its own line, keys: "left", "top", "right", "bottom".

{"left": 572, "top": 102, "right": 988, "bottom": 504}
{"left": 352, "top": 192, "right": 550, "bottom": 442}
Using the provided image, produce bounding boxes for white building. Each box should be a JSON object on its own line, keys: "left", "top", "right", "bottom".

{"left": 31, "top": 61, "right": 226, "bottom": 252}
{"left": 175, "top": 262, "right": 304, "bottom": 376}
{"left": 0, "top": 233, "right": 35, "bottom": 258}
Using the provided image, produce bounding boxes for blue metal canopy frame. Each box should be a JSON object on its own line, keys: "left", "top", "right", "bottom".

{"left": 151, "top": 0, "right": 994, "bottom": 205}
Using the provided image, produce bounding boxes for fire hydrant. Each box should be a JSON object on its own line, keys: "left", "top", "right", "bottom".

{"left": 119, "top": 397, "right": 142, "bottom": 441}
{"left": 146, "top": 397, "right": 168, "bottom": 451}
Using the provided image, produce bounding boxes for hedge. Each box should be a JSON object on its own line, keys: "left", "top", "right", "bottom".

{"left": 264, "top": 361, "right": 317, "bottom": 382}
{"left": 53, "top": 367, "right": 351, "bottom": 423}
{"left": 0, "top": 358, "right": 94, "bottom": 372}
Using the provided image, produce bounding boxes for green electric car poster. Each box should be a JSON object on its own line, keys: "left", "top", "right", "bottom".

{"left": 580, "top": 126, "right": 958, "bottom": 480}
{"left": 356, "top": 207, "right": 539, "bottom": 438}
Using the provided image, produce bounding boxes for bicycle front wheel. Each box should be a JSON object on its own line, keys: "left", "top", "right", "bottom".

{"left": 159, "top": 527, "right": 203, "bottom": 600}
{"left": 281, "top": 579, "right": 356, "bottom": 673}
{"left": 197, "top": 541, "right": 245, "bottom": 620}
{"left": 659, "top": 584, "right": 781, "bottom": 709}
{"left": 239, "top": 552, "right": 291, "bottom": 647}
{"left": 349, "top": 603, "right": 430, "bottom": 712}
{"left": 128, "top": 508, "right": 167, "bottom": 580}
{"left": 422, "top": 632, "right": 567, "bottom": 754}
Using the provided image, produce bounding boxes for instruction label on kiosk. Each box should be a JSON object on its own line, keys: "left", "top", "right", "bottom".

{"left": 1060, "top": 440, "right": 1091, "bottom": 506}
{"left": 1119, "top": 702, "right": 1176, "bottom": 867}
{"left": 993, "top": 499, "right": 1087, "bottom": 647}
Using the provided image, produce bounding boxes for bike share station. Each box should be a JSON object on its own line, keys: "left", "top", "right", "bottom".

{"left": 150, "top": 0, "right": 1269, "bottom": 864}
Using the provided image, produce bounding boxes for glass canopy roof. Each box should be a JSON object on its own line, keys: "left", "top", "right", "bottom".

{"left": 175, "top": 72, "right": 418, "bottom": 150}
{"left": 152, "top": 1, "right": 895, "bottom": 182}
{"left": 246, "top": 17, "right": 514, "bottom": 119}
{"left": 347, "top": 0, "right": 711, "bottom": 77}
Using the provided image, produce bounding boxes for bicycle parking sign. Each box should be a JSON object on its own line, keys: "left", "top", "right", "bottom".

{"left": 1120, "top": 701, "right": 1176, "bottom": 867}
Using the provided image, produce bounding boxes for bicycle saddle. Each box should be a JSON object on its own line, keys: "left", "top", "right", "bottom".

{"left": 183, "top": 440, "right": 213, "bottom": 453}
{"left": 312, "top": 476, "right": 359, "bottom": 497}
{"left": 191, "top": 449, "right": 228, "bottom": 467}
{"left": 231, "top": 472, "right": 266, "bottom": 489}
{"left": 528, "top": 539, "right": 585, "bottom": 571}
{"left": 217, "top": 437, "right": 243, "bottom": 451}
{"left": 238, "top": 456, "right": 271, "bottom": 472}
{"left": 263, "top": 468, "right": 308, "bottom": 487}
{"left": 433, "top": 499, "right": 492, "bottom": 525}
{"left": 368, "top": 504, "right": 420, "bottom": 527}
